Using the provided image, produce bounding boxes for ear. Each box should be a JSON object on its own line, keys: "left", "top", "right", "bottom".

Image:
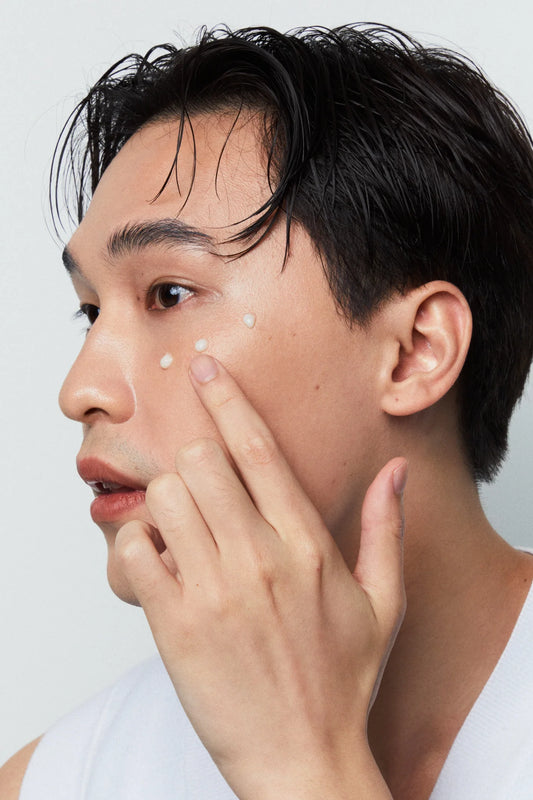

{"left": 380, "top": 281, "right": 472, "bottom": 416}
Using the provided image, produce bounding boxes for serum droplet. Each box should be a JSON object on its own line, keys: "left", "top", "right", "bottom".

{"left": 243, "top": 313, "right": 256, "bottom": 329}
{"left": 160, "top": 353, "right": 173, "bottom": 369}
{"left": 194, "top": 338, "right": 208, "bottom": 352}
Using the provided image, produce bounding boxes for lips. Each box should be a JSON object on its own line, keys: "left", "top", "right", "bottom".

{"left": 77, "top": 457, "right": 147, "bottom": 524}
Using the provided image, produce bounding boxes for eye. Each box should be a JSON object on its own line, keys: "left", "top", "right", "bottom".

{"left": 148, "top": 282, "right": 195, "bottom": 310}
{"left": 74, "top": 303, "right": 100, "bottom": 327}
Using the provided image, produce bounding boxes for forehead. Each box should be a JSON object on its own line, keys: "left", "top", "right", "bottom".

{"left": 71, "top": 112, "right": 272, "bottom": 254}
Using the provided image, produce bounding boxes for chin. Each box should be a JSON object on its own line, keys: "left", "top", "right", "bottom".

{"left": 106, "top": 555, "right": 142, "bottom": 606}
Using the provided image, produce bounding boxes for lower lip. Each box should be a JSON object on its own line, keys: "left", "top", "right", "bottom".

{"left": 90, "top": 490, "right": 146, "bottom": 523}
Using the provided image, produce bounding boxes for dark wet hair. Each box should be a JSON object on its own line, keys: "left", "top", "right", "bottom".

{"left": 51, "top": 24, "right": 533, "bottom": 481}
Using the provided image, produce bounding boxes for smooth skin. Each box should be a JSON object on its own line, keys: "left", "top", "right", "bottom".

{"left": 3, "top": 111, "right": 533, "bottom": 799}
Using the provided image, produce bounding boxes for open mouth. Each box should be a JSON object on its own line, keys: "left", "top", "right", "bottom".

{"left": 87, "top": 480, "right": 138, "bottom": 495}
{"left": 77, "top": 458, "right": 148, "bottom": 523}
{"left": 87, "top": 483, "right": 147, "bottom": 523}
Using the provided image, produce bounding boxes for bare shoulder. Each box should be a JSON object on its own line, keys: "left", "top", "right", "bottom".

{"left": 0, "top": 738, "right": 42, "bottom": 800}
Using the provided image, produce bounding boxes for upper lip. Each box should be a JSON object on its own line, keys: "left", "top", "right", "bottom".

{"left": 77, "top": 457, "right": 147, "bottom": 495}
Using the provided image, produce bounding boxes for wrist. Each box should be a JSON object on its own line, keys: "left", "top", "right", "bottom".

{"left": 229, "top": 742, "right": 392, "bottom": 800}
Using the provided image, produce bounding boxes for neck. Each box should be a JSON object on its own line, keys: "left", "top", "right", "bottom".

{"left": 367, "top": 455, "right": 533, "bottom": 800}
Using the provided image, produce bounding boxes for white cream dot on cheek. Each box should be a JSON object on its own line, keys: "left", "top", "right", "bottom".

{"left": 243, "top": 313, "right": 256, "bottom": 329}
{"left": 160, "top": 353, "right": 173, "bottom": 369}
{"left": 194, "top": 338, "right": 209, "bottom": 352}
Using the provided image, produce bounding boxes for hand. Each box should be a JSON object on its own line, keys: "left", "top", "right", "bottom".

{"left": 116, "top": 354, "right": 407, "bottom": 800}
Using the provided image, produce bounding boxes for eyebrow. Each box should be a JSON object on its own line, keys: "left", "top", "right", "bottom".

{"left": 62, "top": 218, "right": 216, "bottom": 275}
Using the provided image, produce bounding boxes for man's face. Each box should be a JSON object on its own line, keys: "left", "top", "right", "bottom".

{"left": 60, "top": 112, "right": 387, "bottom": 601}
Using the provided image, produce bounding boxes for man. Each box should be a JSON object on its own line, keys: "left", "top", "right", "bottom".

{"left": 2, "top": 23, "right": 533, "bottom": 800}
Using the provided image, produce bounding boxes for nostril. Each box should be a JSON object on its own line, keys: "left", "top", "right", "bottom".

{"left": 84, "top": 406, "right": 107, "bottom": 419}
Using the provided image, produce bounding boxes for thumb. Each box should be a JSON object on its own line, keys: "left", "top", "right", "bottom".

{"left": 353, "top": 457, "right": 407, "bottom": 633}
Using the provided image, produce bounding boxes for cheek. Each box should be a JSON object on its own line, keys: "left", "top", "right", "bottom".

{"left": 130, "top": 307, "right": 378, "bottom": 543}
{"left": 134, "top": 304, "right": 268, "bottom": 431}
{"left": 129, "top": 329, "right": 224, "bottom": 463}
{"left": 224, "top": 325, "right": 378, "bottom": 520}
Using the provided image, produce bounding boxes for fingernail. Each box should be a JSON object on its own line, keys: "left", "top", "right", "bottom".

{"left": 393, "top": 461, "right": 408, "bottom": 496}
{"left": 190, "top": 354, "right": 218, "bottom": 383}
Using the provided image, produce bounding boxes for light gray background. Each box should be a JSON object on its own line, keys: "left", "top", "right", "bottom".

{"left": 1, "top": 0, "right": 532, "bottom": 764}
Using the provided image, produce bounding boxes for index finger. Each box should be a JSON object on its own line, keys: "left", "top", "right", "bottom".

{"left": 188, "top": 354, "right": 323, "bottom": 534}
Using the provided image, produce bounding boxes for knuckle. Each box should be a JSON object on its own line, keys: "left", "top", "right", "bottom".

{"left": 293, "top": 539, "right": 326, "bottom": 587}
{"left": 397, "top": 589, "right": 407, "bottom": 622}
{"left": 238, "top": 430, "right": 277, "bottom": 467}
{"left": 301, "top": 541, "right": 325, "bottom": 573}
{"left": 208, "top": 584, "right": 233, "bottom": 618}
{"left": 190, "top": 579, "right": 233, "bottom": 622}
{"left": 248, "top": 546, "right": 276, "bottom": 586}
{"left": 380, "top": 587, "right": 407, "bottom": 635}
{"left": 115, "top": 523, "right": 147, "bottom": 566}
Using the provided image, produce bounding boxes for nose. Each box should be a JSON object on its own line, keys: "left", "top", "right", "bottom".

{"left": 59, "top": 323, "right": 136, "bottom": 425}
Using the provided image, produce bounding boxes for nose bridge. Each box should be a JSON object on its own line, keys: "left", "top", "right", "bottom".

{"left": 59, "top": 314, "right": 137, "bottom": 423}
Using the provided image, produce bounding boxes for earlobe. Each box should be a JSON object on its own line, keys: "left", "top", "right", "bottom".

{"left": 381, "top": 282, "right": 472, "bottom": 417}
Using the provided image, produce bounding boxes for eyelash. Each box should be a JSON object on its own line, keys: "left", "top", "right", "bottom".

{"left": 73, "top": 282, "right": 196, "bottom": 329}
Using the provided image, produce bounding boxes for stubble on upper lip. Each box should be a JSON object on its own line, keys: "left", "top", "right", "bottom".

{"left": 76, "top": 453, "right": 155, "bottom": 494}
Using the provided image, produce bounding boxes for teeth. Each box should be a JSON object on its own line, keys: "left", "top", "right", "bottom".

{"left": 87, "top": 480, "right": 130, "bottom": 493}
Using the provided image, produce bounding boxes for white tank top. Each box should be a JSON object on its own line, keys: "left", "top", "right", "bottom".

{"left": 20, "top": 577, "right": 533, "bottom": 799}
{"left": 20, "top": 657, "right": 237, "bottom": 800}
